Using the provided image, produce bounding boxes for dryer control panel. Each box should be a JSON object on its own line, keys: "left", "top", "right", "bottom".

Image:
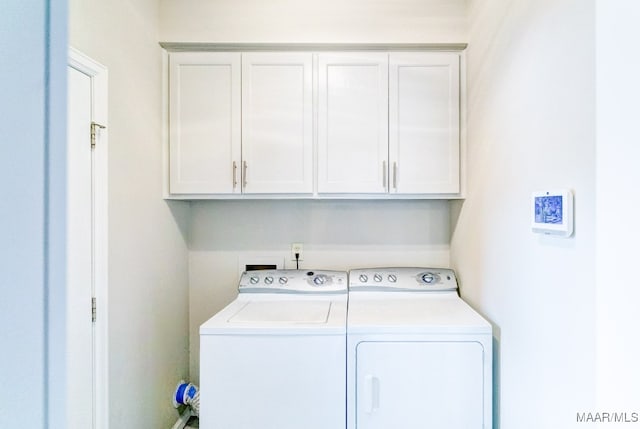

{"left": 239, "top": 269, "right": 348, "bottom": 294}
{"left": 349, "top": 267, "right": 458, "bottom": 292}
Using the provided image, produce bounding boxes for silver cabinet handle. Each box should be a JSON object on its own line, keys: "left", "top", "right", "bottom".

{"left": 382, "top": 161, "right": 387, "bottom": 188}
{"left": 393, "top": 162, "right": 397, "bottom": 190}
{"left": 243, "top": 161, "right": 248, "bottom": 188}
{"left": 232, "top": 161, "right": 238, "bottom": 189}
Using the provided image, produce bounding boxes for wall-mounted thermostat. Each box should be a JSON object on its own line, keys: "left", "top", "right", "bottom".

{"left": 531, "top": 189, "right": 574, "bottom": 237}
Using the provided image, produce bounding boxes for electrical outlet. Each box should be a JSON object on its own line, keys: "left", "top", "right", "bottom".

{"left": 291, "top": 243, "right": 303, "bottom": 261}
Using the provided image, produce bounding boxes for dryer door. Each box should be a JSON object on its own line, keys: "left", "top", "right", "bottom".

{"left": 355, "top": 341, "right": 485, "bottom": 429}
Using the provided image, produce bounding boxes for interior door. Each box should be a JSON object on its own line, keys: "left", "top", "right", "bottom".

{"left": 356, "top": 341, "right": 485, "bottom": 429}
{"left": 67, "top": 64, "right": 95, "bottom": 429}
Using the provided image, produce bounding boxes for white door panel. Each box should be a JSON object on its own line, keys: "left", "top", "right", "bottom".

{"left": 318, "top": 53, "right": 389, "bottom": 194}
{"left": 389, "top": 53, "right": 460, "bottom": 194}
{"left": 242, "top": 53, "right": 313, "bottom": 194}
{"left": 169, "top": 52, "right": 241, "bottom": 194}
{"left": 356, "top": 341, "right": 484, "bottom": 429}
{"left": 67, "top": 49, "right": 108, "bottom": 429}
{"left": 67, "top": 65, "right": 95, "bottom": 429}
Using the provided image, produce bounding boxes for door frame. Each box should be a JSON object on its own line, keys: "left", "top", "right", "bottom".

{"left": 68, "top": 47, "right": 109, "bottom": 429}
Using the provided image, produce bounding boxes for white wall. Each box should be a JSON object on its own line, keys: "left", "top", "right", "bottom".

{"left": 595, "top": 0, "right": 640, "bottom": 416}
{"left": 0, "top": 0, "right": 68, "bottom": 428}
{"left": 451, "top": 0, "right": 596, "bottom": 427}
{"left": 69, "top": 1, "right": 190, "bottom": 427}
{"left": 189, "top": 200, "right": 451, "bottom": 381}
{"left": 160, "top": 0, "right": 468, "bottom": 43}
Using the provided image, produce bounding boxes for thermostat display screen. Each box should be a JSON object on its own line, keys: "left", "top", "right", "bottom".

{"left": 531, "top": 189, "right": 573, "bottom": 237}
{"left": 534, "top": 195, "right": 563, "bottom": 225}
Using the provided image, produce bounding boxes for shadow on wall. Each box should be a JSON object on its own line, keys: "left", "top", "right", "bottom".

{"left": 187, "top": 199, "right": 452, "bottom": 251}
{"left": 166, "top": 200, "right": 191, "bottom": 244}
{"left": 449, "top": 199, "right": 463, "bottom": 241}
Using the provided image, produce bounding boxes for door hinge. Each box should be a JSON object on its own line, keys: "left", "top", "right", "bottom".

{"left": 92, "top": 297, "right": 97, "bottom": 323}
{"left": 90, "top": 122, "right": 106, "bottom": 148}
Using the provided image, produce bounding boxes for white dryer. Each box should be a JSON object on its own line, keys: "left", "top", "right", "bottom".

{"left": 347, "top": 267, "right": 492, "bottom": 429}
{"left": 199, "top": 269, "right": 348, "bottom": 429}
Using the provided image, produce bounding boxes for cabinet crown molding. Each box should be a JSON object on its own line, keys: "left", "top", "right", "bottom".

{"left": 159, "top": 42, "right": 468, "bottom": 52}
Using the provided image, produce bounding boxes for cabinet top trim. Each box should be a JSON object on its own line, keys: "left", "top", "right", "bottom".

{"left": 159, "top": 42, "right": 468, "bottom": 52}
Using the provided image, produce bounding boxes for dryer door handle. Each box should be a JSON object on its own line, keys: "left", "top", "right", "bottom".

{"left": 363, "top": 375, "right": 380, "bottom": 414}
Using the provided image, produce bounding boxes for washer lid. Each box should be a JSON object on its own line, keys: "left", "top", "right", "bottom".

{"left": 229, "top": 300, "right": 330, "bottom": 324}
{"left": 200, "top": 296, "right": 347, "bottom": 335}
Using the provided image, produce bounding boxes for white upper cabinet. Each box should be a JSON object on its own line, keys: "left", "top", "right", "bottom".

{"left": 242, "top": 53, "right": 313, "bottom": 194}
{"left": 317, "top": 53, "right": 389, "bottom": 194}
{"left": 166, "top": 48, "right": 463, "bottom": 199}
{"left": 169, "top": 52, "right": 241, "bottom": 194}
{"left": 389, "top": 53, "right": 460, "bottom": 194}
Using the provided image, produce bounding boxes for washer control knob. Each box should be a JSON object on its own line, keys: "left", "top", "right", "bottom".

{"left": 264, "top": 276, "right": 274, "bottom": 284}
{"left": 313, "top": 276, "right": 326, "bottom": 286}
{"left": 374, "top": 274, "right": 383, "bottom": 282}
{"left": 358, "top": 274, "right": 368, "bottom": 283}
{"left": 388, "top": 274, "right": 397, "bottom": 283}
{"left": 278, "top": 276, "right": 288, "bottom": 284}
{"left": 421, "top": 273, "right": 435, "bottom": 284}
{"left": 249, "top": 276, "right": 259, "bottom": 284}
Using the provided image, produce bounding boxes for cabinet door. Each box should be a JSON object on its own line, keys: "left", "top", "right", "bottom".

{"left": 356, "top": 341, "right": 484, "bottom": 429}
{"left": 242, "top": 53, "right": 313, "bottom": 194}
{"left": 389, "top": 53, "right": 460, "bottom": 194}
{"left": 318, "top": 53, "right": 389, "bottom": 194}
{"left": 169, "top": 52, "right": 241, "bottom": 194}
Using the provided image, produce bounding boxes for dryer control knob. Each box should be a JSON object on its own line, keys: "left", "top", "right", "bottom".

{"left": 421, "top": 273, "right": 435, "bottom": 284}
{"left": 313, "top": 276, "right": 326, "bottom": 286}
{"left": 374, "top": 274, "right": 382, "bottom": 282}
{"left": 249, "top": 276, "right": 259, "bottom": 284}
{"left": 358, "top": 274, "right": 368, "bottom": 283}
{"left": 278, "top": 277, "right": 288, "bottom": 284}
{"left": 388, "top": 274, "right": 397, "bottom": 283}
{"left": 264, "top": 276, "right": 274, "bottom": 284}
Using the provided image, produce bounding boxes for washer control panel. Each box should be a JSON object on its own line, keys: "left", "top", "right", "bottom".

{"left": 239, "top": 269, "right": 348, "bottom": 294}
{"left": 349, "top": 267, "right": 458, "bottom": 292}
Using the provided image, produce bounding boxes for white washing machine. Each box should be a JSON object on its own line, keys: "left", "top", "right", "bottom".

{"left": 347, "top": 267, "right": 492, "bottom": 429}
{"left": 199, "top": 269, "right": 348, "bottom": 429}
